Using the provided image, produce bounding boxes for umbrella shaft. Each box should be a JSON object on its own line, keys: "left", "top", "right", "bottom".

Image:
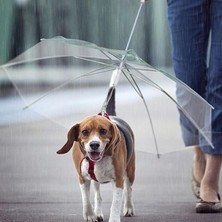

{"left": 102, "top": 0, "right": 146, "bottom": 113}
{"left": 124, "top": 1, "right": 144, "bottom": 52}
{"left": 110, "top": 1, "right": 145, "bottom": 87}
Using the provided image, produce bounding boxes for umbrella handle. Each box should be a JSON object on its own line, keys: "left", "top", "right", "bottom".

{"left": 109, "top": 68, "right": 121, "bottom": 87}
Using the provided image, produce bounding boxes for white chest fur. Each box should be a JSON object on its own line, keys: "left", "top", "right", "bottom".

{"left": 81, "top": 156, "right": 115, "bottom": 183}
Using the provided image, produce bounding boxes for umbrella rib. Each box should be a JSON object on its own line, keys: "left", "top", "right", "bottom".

{"left": 122, "top": 69, "right": 161, "bottom": 158}
{"left": 99, "top": 49, "right": 121, "bottom": 62}
{"left": 130, "top": 64, "right": 214, "bottom": 109}
{"left": 127, "top": 68, "right": 214, "bottom": 148}
{"left": 122, "top": 68, "right": 142, "bottom": 97}
{"left": 156, "top": 68, "right": 214, "bottom": 109}
{"left": 76, "top": 56, "right": 119, "bottom": 68}
{"left": 1, "top": 66, "right": 27, "bottom": 105}
{"left": 1, "top": 54, "right": 118, "bottom": 70}
{"left": 23, "top": 66, "right": 114, "bottom": 110}
{"left": 1, "top": 55, "right": 72, "bottom": 68}
{"left": 125, "top": 65, "right": 157, "bottom": 73}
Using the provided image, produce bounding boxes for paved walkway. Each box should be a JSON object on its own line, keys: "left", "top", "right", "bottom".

{"left": 0, "top": 98, "right": 222, "bottom": 222}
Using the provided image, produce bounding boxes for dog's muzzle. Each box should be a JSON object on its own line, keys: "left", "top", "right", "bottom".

{"left": 84, "top": 141, "right": 105, "bottom": 162}
{"left": 88, "top": 151, "right": 103, "bottom": 161}
{"left": 90, "top": 141, "right": 100, "bottom": 150}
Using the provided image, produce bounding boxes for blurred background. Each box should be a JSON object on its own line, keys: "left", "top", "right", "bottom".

{"left": 0, "top": 0, "right": 173, "bottom": 126}
{"left": 0, "top": 0, "right": 171, "bottom": 67}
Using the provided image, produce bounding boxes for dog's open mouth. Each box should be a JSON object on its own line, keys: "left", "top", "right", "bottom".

{"left": 88, "top": 151, "right": 103, "bottom": 161}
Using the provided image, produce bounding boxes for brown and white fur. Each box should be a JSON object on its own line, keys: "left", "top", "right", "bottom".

{"left": 57, "top": 87, "right": 135, "bottom": 222}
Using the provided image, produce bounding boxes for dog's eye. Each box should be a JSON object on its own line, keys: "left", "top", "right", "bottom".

{"left": 100, "top": 128, "right": 107, "bottom": 135}
{"left": 82, "top": 130, "right": 89, "bottom": 137}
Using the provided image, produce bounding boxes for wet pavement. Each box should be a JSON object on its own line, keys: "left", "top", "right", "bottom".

{"left": 0, "top": 96, "right": 222, "bottom": 222}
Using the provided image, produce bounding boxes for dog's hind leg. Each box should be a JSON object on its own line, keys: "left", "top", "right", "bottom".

{"left": 79, "top": 180, "right": 98, "bottom": 221}
{"left": 93, "top": 181, "right": 104, "bottom": 221}
{"left": 123, "top": 152, "right": 135, "bottom": 217}
{"left": 123, "top": 175, "right": 135, "bottom": 217}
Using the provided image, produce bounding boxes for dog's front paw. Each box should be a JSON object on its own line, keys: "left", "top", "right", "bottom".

{"left": 83, "top": 211, "right": 98, "bottom": 222}
{"left": 83, "top": 214, "right": 98, "bottom": 222}
{"left": 123, "top": 204, "right": 134, "bottom": 217}
{"left": 94, "top": 211, "right": 104, "bottom": 222}
{"left": 83, "top": 211, "right": 103, "bottom": 222}
{"left": 93, "top": 207, "right": 104, "bottom": 221}
{"left": 96, "top": 215, "right": 104, "bottom": 222}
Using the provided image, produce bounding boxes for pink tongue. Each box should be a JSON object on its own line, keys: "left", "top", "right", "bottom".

{"left": 90, "top": 152, "right": 100, "bottom": 160}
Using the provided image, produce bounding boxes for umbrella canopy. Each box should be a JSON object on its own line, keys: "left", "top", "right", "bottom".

{"left": 0, "top": 36, "right": 214, "bottom": 156}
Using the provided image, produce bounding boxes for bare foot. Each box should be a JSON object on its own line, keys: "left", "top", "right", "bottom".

{"left": 200, "top": 154, "right": 222, "bottom": 202}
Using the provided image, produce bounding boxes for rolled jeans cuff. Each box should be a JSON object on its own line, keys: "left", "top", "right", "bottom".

{"left": 180, "top": 125, "right": 199, "bottom": 147}
{"left": 200, "top": 132, "right": 222, "bottom": 155}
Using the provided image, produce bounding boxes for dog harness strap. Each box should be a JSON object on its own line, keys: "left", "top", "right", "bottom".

{"left": 86, "top": 157, "right": 98, "bottom": 182}
{"left": 97, "top": 112, "right": 110, "bottom": 120}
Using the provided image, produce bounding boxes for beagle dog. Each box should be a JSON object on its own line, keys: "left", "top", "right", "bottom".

{"left": 57, "top": 114, "right": 135, "bottom": 222}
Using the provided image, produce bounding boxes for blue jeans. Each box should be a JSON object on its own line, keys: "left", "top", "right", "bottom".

{"left": 167, "top": 0, "right": 222, "bottom": 154}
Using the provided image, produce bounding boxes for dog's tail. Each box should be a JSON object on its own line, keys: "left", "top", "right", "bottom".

{"left": 104, "top": 68, "right": 120, "bottom": 116}
{"left": 105, "top": 86, "right": 116, "bottom": 116}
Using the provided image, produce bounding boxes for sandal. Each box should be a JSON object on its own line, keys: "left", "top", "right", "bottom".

{"left": 196, "top": 194, "right": 222, "bottom": 213}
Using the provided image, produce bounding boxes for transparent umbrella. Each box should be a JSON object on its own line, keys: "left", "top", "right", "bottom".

{"left": 0, "top": 0, "right": 214, "bottom": 157}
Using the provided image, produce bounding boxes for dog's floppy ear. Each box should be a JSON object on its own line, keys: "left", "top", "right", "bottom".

{"left": 57, "top": 124, "right": 80, "bottom": 154}
{"left": 106, "top": 122, "right": 121, "bottom": 150}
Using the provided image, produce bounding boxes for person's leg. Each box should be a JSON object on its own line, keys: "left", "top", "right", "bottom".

{"left": 193, "top": 147, "right": 206, "bottom": 182}
{"left": 167, "top": 0, "right": 210, "bottom": 147}
{"left": 200, "top": 154, "right": 222, "bottom": 202}
{"left": 202, "top": 0, "right": 222, "bottom": 154}
{"left": 167, "top": 0, "right": 210, "bottom": 197}
{"left": 197, "top": 0, "right": 222, "bottom": 206}
{"left": 168, "top": 0, "right": 222, "bottom": 212}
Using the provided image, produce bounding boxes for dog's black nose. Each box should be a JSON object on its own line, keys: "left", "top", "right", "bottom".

{"left": 90, "top": 141, "right": 100, "bottom": 150}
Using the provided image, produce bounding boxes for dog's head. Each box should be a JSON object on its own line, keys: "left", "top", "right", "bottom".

{"left": 57, "top": 115, "right": 121, "bottom": 161}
